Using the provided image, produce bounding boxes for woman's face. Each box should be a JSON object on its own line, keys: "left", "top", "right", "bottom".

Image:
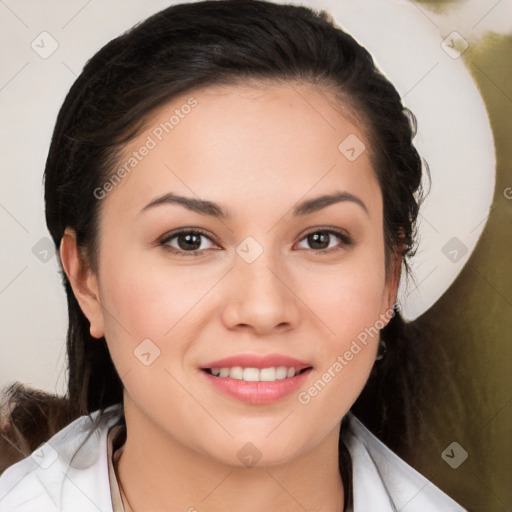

{"left": 72, "top": 81, "right": 399, "bottom": 466}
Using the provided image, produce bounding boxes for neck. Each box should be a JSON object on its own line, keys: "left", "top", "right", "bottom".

{"left": 115, "top": 398, "right": 345, "bottom": 512}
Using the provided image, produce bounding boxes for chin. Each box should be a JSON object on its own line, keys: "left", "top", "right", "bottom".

{"left": 217, "top": 431, "right": 317, "bottom": 469}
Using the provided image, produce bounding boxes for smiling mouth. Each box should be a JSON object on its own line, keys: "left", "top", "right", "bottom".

{"left": 202, "top": 366, "right": 312, "bottom": 382}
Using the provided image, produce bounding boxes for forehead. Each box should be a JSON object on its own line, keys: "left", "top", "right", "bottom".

{"left": 100, "top": 81, "right": 381, "bottom": 221}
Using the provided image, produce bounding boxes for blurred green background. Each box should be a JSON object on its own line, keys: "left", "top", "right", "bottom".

{"left": 404, "top": 3, "right": 511, "bottom": 511}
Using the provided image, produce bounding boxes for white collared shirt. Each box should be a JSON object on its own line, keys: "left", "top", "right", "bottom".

{"left": 0, "top": 403, "right": 467, "bottom": 511}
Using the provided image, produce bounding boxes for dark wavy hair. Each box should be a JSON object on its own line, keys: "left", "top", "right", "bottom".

{"left": 0, "top": 0, "right": 427, "bottom": 497}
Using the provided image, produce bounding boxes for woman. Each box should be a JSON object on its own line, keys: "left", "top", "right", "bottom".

{"left": 0, "top": 1, "right": 468, "bottom": 510}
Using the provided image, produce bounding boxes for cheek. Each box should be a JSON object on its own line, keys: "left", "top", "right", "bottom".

{"left": 96, "top": 251, "right": 222, "bottom": 382}
{"left": 293, "top": 251, "right": 386, "bottom": 401}
{"left": 293, "top": 272, "right": 385, "bottom": 436}
{"left": 94, "top": 251, "right": 183, "bottom": 374}
{"left": 299, "top": 254, "right": 387, "bottom": 344}
{"left": 96, "top": 261, "right": 200, "bottom": 420}
{"left": 98, "top": 250, "right": 195, "bottom": 337}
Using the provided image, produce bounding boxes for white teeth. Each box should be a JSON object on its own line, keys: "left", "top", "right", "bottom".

{"left": 230, "top": 367, "right": 244, "bottom": 380}
{"left": 242, "top": 368, "right": 260, "bottom": 381}
{"left": 276, "top": 366, "right": 288, "bottom": 379}
{"left": 208, "top": 366, "right": 305, "bottom": 382}
{"left": 259, "top": 367, "right": 276, "bottom": 381}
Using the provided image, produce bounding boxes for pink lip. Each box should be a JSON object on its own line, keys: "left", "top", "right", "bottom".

{"left": 201, "top": 353, "right": 312, "bottom": 371}
{"left": 200, "top": 353, "right": 313, "bottom": 405}
{"left": 201, "top": 368, "right": 312, "bottom": 405}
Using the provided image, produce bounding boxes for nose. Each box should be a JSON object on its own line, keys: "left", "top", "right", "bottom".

{"left": 220, "top": 250, "right": 302, "bottom": 336}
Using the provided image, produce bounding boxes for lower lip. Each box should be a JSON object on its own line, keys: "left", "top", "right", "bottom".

{"left": 201, "top": 369, "right": 312, "bottom": 405}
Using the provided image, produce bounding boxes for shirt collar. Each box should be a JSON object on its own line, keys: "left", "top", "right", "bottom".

{"left": 107, "top": 424, "right": 126, "bottom": 512}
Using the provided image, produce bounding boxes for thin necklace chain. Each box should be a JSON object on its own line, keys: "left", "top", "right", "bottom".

{"left": 114, "top": 447, "right": 136, "bottom": 512}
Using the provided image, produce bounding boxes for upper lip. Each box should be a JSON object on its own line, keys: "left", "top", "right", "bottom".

{"left": 202, "top": 353, "right": 312, "bottom": 371}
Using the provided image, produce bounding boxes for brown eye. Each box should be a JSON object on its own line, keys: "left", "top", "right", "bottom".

{"left": 307, "top": 232, "right": 330, "bottom": 250}
{"left": 160, "top": 229, "right": 217, "bottom": 256}
{"left": 175, "top": 232, "right": 202, "bottom": 251}
{"left": 296, "top": 229, "right": 352, "bottom": 254}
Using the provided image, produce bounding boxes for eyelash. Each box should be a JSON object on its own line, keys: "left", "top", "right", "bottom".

{"left": 158, "top": 227, "right": 353, "bottom": 257}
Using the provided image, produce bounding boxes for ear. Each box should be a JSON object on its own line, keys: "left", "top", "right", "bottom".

{"left": 380, "top": 237, "right": 405, "bottom": 322}
{"left": 386, "top": 251, "right": 402, "bottom": 309}
{"left": 59, "top": 228, "right": 105, "bottom": 339}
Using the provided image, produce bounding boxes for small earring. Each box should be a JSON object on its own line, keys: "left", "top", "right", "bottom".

{"left": 375, "top": 337, "right": 387, "bottom": 361}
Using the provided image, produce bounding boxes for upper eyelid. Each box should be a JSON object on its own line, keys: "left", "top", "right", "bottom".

{"left": 159, "top": 228, "right": 217, "bottom": 245}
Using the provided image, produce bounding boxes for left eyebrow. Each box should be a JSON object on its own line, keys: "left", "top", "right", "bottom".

{"left": 139, "top": 190, "right": 369, "bottom": 218}
{"left": 292, "top": 191, "right": 369, "bottom": 217}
